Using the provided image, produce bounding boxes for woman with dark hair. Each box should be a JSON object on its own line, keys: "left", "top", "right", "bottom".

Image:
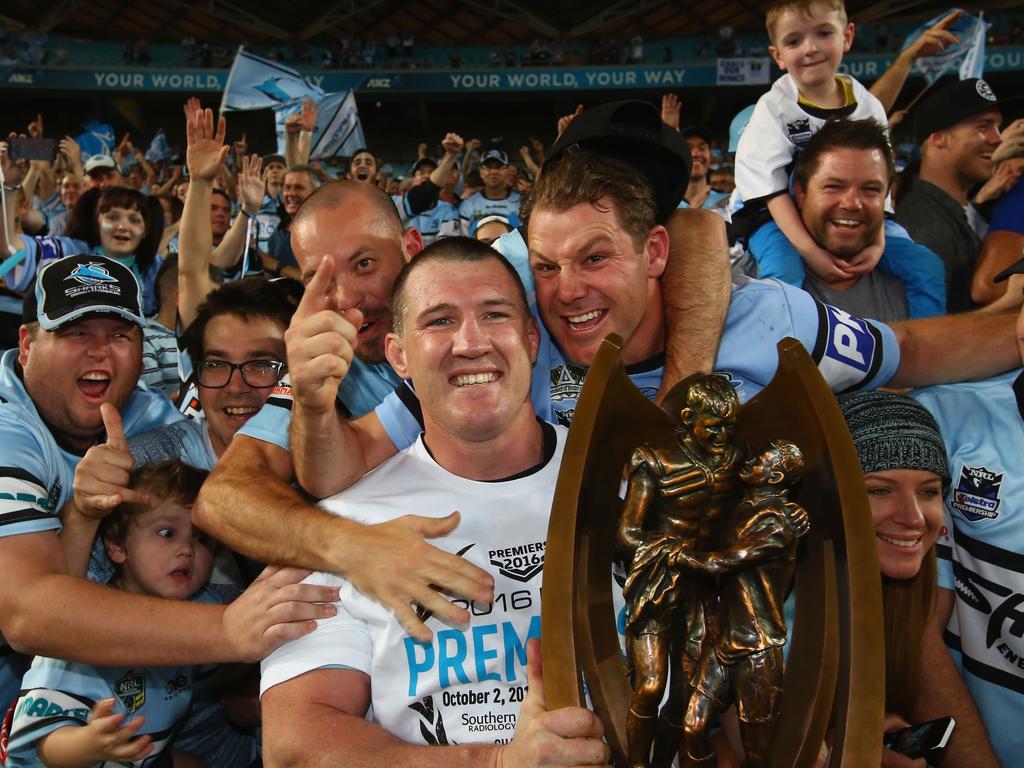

{"left": 1, "top": 185, "right": 165, "bottom": 316}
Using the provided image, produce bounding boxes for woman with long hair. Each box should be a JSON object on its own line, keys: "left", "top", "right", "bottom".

{"left": 839, "top": 391, "right": 950, "bottom": 766}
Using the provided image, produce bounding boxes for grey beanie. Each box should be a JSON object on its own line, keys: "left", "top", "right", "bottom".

{"left": 837, "top": 391, "right": 950, "bottom": 488}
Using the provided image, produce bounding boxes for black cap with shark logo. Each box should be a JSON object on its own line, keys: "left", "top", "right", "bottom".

{"left": 23, "top": 254, "right": 145, "bottom": 331}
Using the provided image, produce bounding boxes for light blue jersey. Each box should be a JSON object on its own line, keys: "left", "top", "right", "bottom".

{"left": 405, "top": 201, "right": 462, "bottom": 245}
{"left": 237, "top": 358, "right": 402, "bottom": 452}
{"left": 912, "top": 370, "right": 1024, "bottom": 768}
{"left": 458, "top": 190, "right": 522, "bottom": 228}
{"left": 375, "top": 228, "right": 900, "bottom": 449}
{"left": 5, "top": 588, "right": 221, "bottom": 767}
{"left": 0, "top": 349, "right": 182, "bottom": 708}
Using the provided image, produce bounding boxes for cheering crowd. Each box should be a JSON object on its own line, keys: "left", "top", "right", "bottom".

{"left": 0, "top": 0, "right": 1023, "bottom": 766}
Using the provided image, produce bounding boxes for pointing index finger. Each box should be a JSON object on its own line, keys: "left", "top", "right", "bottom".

{"left": 934, "top": 9, "right": 962, "bottom": 29}
{"left": 293, "top": 255, "right": 337, "bottom": 322}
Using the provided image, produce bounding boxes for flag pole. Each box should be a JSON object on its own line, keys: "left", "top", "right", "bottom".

{"left": 219, "top": 45, "right": 244, "bottom": 119}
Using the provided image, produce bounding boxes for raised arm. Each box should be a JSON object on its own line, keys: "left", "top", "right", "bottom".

{"left": 178, "top": 107, "right": 228, "bottom": 329}
{"left": 287, "top": 254, "right": 400, "bottom": 496}
{"left": 658, "top": 207, "right": 730, "bottom": 397}
{"left": 869, "top": 11, "right": 960, "bottom": 112}
{"left": 0, "top": 144, "right": 28, "bottom": 259}
{"left": 210, "top": 153, "right": 264, "bottom": 271}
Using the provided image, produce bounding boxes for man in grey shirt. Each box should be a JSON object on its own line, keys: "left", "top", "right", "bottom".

{"left": 791, "top": 119, "right": 941, "bottom": 323}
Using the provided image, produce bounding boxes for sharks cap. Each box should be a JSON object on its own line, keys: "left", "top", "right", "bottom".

{"left": 23, "top": 254, "right": 145, "bottom": 331}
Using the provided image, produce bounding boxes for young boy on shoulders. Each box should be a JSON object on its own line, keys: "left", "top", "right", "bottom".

{"left": 733, "top": 0, "right": 945, "bottom": 317}
{"left": 6, "top": 461, "right": 249, "bottom": 768}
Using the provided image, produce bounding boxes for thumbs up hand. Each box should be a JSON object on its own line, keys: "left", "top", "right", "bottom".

{"left": 71, "top": 403, "right": 149, "bottom": 519}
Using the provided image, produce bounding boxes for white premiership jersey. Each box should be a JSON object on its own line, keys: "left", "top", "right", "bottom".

{"left": 731, "top": 74, "right": 889, "bottom": 211}
{"left": 262, "top": 424, "right": 627, "bottom": 746}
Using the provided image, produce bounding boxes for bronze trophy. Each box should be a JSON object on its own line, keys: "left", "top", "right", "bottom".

{"left": 541, "top": 335, "right": 884, "bottom": 768}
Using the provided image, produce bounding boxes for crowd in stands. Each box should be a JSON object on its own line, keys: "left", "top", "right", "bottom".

{"left": 2, "top": 12, "right": 1023, "bottom": 71}
{"left": 1, "top": 0, "right": 1024, "bottom": 765}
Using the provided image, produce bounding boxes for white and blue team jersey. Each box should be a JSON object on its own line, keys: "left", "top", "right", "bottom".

{"left": 458, "top": 190, "right": 522, "bottom": 228}
{"left": 237, "top": 359, "right": 402, "bottom": 452}
{"left": 5, "top": 588, "right": 222, "bottom": 767}
{"left": 254, "top": 193, "right": 282, "bottom": 253}
{"left": 911, "top": 370, "right": 1024, "bottom": 768}
{"left": 729, "top": 73, "right": 888, "bottom": 215}
{"left": 406, "top": 201, "right": 462, "bottom": 246}
{"left": 374, "top": 228, "right": 900, "bottom": 450}
{"left": 262, "top": 424, "right": 628, "bottom": 745}
{"left": 0, "top": 349, "right": 183, "bottom": 708}
{"left": 5, "top": 235, "right": 163, "bottom": 317}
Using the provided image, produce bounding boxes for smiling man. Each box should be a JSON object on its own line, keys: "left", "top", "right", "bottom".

{"left": 792, "top": 118, "right": 943, "bottom": 322}
{"left": 261, "top": 237, "right": 610, "bottom": 767}
{"left": 896, "top": 78, "right": 1006, "bottom": 312}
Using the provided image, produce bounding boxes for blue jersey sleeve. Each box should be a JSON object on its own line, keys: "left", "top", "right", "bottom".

{"left": 0, "top": 413, "right": 61, "bottom": 538}
{"left": 374, "top": 385, "right": 423, "bottom": 452}
{"left": 6, "top": 660, "right": 107, "bottom": 763}
{"left": 777, "top": 278, "right": 899, "bottom": 391}
{"left": 989, "top": 176, "right": 1024, "bottom": 235}
{"left": 237, "top": 375, "right": 294, "bottom": 451}
{"left": 718, "top": 278, "right": 899, "bottom": 401}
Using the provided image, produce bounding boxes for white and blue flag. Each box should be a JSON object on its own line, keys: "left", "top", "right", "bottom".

{"left": 902, "top": 9, "right": 989, "bottom": 85}
{"left": 76, "top": 121, "right": 115, "bottom": 160}
{"left": 145, "top": 129, "right": 171, "bottom": 164}
{"left": 958, "top": 12, "right": 987, "bottom": 80}
{"left": 272, "top": 90, "right": 365, "bottom": 160}
{"left": 220, "top": 47, "right": 324, "bottom": 112}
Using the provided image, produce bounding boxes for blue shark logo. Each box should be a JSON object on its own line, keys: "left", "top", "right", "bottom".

{"left": 254, "top": 77, "right": 300, "bottom": 103}
{"left": 65, "top": 262, "right": 117, "bottom": 286}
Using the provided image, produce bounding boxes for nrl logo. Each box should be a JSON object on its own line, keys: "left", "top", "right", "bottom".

{"left": 951, "top": 464, "right": 1003, "bottom": 522}
{"left": 115, "top": 671, "right": 145, "bottom": 714}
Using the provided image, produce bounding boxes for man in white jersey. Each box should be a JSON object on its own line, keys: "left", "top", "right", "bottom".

{"left": 261, "top": 237, "right": 610, "bottom": 766}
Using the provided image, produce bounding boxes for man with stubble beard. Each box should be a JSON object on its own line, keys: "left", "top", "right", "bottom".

{"left": 194, "top": 181, "right": 498, "bottom": 643}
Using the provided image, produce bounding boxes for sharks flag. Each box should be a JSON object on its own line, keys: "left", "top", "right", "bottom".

{"left": 76, "top": 121, "right": 115, "bottom": 160}
{"left": 272, "top": 90, "right": 365, "bottom": 161}
{"left": 902, "top": 9, "right": 989, "bottom": 85}
{"left": 220, "top": 47, "right": 324, "bottom": 113}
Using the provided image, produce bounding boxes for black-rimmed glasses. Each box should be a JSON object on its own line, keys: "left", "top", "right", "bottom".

{"left": 196, "top": 359, "right": 285, "bottom": 389}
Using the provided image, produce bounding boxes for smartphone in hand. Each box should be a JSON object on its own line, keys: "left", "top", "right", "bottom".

{"left": 884, "top": 716, "right": 956, "bottom": 759}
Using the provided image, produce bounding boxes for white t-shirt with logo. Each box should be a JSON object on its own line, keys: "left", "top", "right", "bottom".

{"left": 261, "top": 424, "right": 626, "bottom": 745}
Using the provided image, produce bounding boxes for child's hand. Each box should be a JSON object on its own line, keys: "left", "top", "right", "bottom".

{"left": 801, "top": 242, "right": 861, "bottom": 283}
{"left": 838, "top": 239, "right": 884, "bottom": 278}
{"left": 82, "top": 698, "right": 152, "bottom": 762}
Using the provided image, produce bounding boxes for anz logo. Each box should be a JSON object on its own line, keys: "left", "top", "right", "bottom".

{"left": 365, "top": 77, "right": 393, "bottom": 88}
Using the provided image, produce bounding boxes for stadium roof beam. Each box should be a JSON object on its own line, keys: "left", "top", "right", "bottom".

{"left": 566, "top": 0, "right": 666, "bottom": 37}
{"left": 853, "top": 0, "right": 939, "bottom": 24}
{"left": 455, "top": 0, "right": 561, "bottom": 38}
{"left": 161, "top": 0, "right": 292, "bottom": 41}
{"left": 297, "top": 0, "right": 391, "bottom": 41}
{"left": 34, "top": 0, "right": 92, "bottom": 33}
